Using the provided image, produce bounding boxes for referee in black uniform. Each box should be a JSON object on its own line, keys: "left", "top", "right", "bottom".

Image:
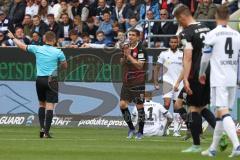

{"left": 8, "top": 30, "right": 67, "bottom": 138}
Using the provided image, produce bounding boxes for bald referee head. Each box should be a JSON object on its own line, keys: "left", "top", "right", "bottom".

{"left": 8, "top": 30, "right": 67, "bottom": 138}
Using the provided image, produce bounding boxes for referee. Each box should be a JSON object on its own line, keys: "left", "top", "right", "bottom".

{"left": 8, "top": 30, "right": 67, "bottom": 138}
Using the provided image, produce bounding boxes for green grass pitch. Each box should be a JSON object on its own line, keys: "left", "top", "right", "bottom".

{"left": 0, "top": 126, "right": 238, "bottom": 160}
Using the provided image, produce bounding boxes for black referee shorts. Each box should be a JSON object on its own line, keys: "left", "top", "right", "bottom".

{"left": 36, "top": 76, "right": 58, "bottom": 103}
{"left": 187, "top": 79, "right": 210, "bottom": 107}
{"left": 120, "top": 84, "right": 145, "bottom": 105}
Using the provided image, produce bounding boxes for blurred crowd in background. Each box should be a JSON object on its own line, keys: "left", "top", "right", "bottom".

{"left": 0, "top": 0, "right": 239, "bottom": 48}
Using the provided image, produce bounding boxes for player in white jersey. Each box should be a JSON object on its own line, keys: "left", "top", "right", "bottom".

{"left": 199, "top": 5, "right": 240, "bottom": 158}
{"left": 154, "top": 36, "right": 183, "bottom": 137}
{"left": 132, "top": 92, "right": 173, "bottom": 136}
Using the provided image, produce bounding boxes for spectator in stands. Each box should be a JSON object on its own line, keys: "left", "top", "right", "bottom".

{"left": 115, "top": 30, "right": 125, "bottom": 48}
{"left": 71, "top": 0, "right": 85, "bottom": 18}
{"left": 128, "top": 16, "right": 143, "bottom": 40}
{"left": 97, "top": 11, "right": 113, "bottom": 41}
{"left": 8, "top": 0, "right": 26, "bottom": 26}
{"left": 73, "top": 15, "right": 83, "bottom": 35}
{"left": 47, "top": 14, "right": 60, "bottom": 38}
{"left": 66, "top": 29, "right": 83, "bottom": 48}
{"left": 194, "top": 0, "right": 217, "bottom": 19}
{"left": 38, "top": 0, "right": 53, "bottom": 23}
{"left": 25, "top": 0, "right": 39, "bottom": 17}
{"left": 159, "top": 0, "right": 171, "bottom": 10}
{"left": 80, "top": 1, "right": 90, "bottom": 22}
{"left": 22, "top": 14, "right": 33, "bottom": 39}
{"left": 31, "top": 15, "right": 49, "bottom": 37}
{"left": 0, "top": 0, "right": 12, "bottom": 13}
{"left": 0, "top": 31, "right": 7, "bottom": 46}
{"left": 128, "top": 16, "right": 143, "bottom": 32}
{"left": 58, "top": 13, "right": 74, "bottom": 45}
{"left": 112, "top": 21, "right": 120, "bottom": 43}
{"left": 94, "top": 31, "right": 113, "bottom": 46}
{"left": 31, "top": 31, "right": 43, "bottom": 45}
{"left": 153, "top": 8, "right": 178, "bottom": 47}
{"left": 112, "top": 0, "right": 128, "bottom": 31}
{"left": 0, "top": 10, "right": 14, "bottom": 35}
{"left": 168, "top": 0, "right": 182, "bottom": 17}
{"left": 181, "top": 0, "right": 198, "bottom": 14}
{"left": 143, "top": 10, "right": 156, "bottom": 46}
{"left": 126, "top": 0, "right": 141, "bottom": 20}
{"left": 91, "top": 0, "right": 111, "bottom": 25}
{"left": 82, "top": 32, "right": 91, "bottom": 44}
{"left": 83, "top": 17, "right": 98, "bottom": 42}
{"left": 5, "top": 27, "right": 31, "bottom": 46}
{"left": 57, "top": 0, "right": 73, "bottom": 22}
{"left": 140, "top": 0, "right": 160, "bottom": 21}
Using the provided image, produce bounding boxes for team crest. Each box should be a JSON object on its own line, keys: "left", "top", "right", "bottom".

{"left": 133, "top": 52, "right": 138, "bottom": 57}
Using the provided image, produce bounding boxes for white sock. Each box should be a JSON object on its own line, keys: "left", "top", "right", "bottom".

{"left": 210, "top": 121, "right": 224, "bottom": 151}
{"left": 173, "top": 113, "right": 180, "bottom": 133}
{"left": 223, "top": 115, "right": 240, "bottom": 149}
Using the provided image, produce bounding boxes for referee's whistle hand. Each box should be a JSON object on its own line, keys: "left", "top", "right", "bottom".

{"left": 199, "top": 75, "right": 206, "bottom": 85}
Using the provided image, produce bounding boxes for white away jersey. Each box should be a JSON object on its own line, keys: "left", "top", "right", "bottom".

{"left": 157, "top": 49, "right": 183, "bottom": 85}
{"left": 132, "top": 101, "right": 171, "bottom": 136}
{"left": 204, "top": 25, "right": 240, "bottom": 87}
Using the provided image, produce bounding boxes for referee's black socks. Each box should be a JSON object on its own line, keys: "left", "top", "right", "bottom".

{"left": 201, "top": 108, "right": 216, "bottom": 128}
{"left": 137, "top": 108, "right": 145, "bottom": 134}
{"left": 121, "top": 108, "right": 135, "bottom": 130}
{"left": 38, "top": 107, "right": 45, "bottom": 130}
{"left": 189, "top": 112, "right": 202, "bottom": 145}
{"left": 45, "top": 110, "right": 53, "bottom": 134}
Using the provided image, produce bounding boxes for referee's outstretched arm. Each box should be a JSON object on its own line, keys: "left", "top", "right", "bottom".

{"left": 7, "top": 30, "right": 27, "bottom": 51}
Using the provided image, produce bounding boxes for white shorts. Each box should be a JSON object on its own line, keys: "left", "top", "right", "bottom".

{"left": 163, "top": 84, "right": 183, "bottom": 100}
{"left": 211, "top": 86, "right": 236, "bottom": 109}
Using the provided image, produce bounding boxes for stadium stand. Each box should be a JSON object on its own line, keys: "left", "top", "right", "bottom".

{"left": 0, "top": 0, "right": 239, "bottom": 48}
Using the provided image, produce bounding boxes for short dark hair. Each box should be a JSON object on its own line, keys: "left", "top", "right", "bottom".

{"left": 69, "top": 29, "right": 78, "bottom": 36}
{"left": 170, "top": 36, "right": 179, "bottom": 40}
{"left": 33, "top": 15, "right": 40, "bottom": 19}
{"left": 47, "top": 13, "right": 54, "bottom": 18}
{"left": 45, "top": 31, "right": 56, "bottom": 42}
{"left": 129, "top": 29, "right": 140, "bottom": 36}
{"left": 174, "top": 4, "right": 192, "bottom": 18}
{"left": 129, "top": 16, "right": 138, "bottom": 21}
{"left": 96, "top": 31, "right": 104, "bottom": 36}
{"left": 24, "top": 14, "right": 32, "bottom": 18}
{"left": 216, "top": 5, "right": 229, "bottom": 20}
{"left": 82, "top": 32, "right": 89, "bottom": 38}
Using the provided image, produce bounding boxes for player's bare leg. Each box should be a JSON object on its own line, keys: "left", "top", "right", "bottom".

{"left": 202, "top": 108, "right": 240, "bottom": 157}
{"left": 120, "top": 100, "right": 136, "bottom": 139}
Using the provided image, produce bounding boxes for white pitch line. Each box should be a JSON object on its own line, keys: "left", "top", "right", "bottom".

{"left": 0, "top": 138, "right": 97, "bottom": 141}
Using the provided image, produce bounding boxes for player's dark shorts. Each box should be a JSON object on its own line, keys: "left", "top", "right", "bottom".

{"left": 120, "top": 84, "right": 145, "bottom": 104}
{"left": 187, "top": 79, "right": 210, "bottom": 107}
{"left": 36, "top": 76, "right": 58, "bottom": 103}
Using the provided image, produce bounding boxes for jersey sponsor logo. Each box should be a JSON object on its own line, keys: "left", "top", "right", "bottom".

{"left": 138, "top": 53, "right": 144, "bottom": 59}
